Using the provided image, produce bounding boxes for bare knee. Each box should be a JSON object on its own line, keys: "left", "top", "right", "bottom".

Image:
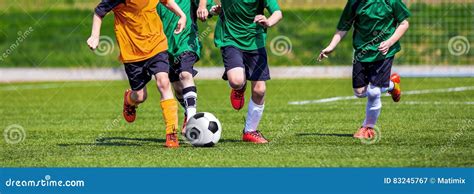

{"left": 227, "top": 68, "right": 246, "bottom": 89}
{"left": 228, "top": 76, "right": 246, "bottom": 89}
{"left": 353, "top": 87, "right": 367, "bottom": 98}
{"left": 250, "top": 82, "right": 266, "bottom": 105}
{"left": 179, "top": 72, "right": 193, "bottom": 82}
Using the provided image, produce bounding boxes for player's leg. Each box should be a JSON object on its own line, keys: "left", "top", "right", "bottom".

{"left": 177, "top": 52, "right": 199, "bottom": 122}
{"left": 180, "top": 72, "right": 197, "bottom": 118}
{"left": 352, "top": 60, "right": 372, "bottom": 138}
{"left": 377, "top": 57, "right": 401, "bottom": 102}
{"left": 221, "top": 46, "right": 247, "bottom": 110}
{"left": 171, "top": 81, "right": 185, "bottom": 109}
{"left": 242, "top": 81, "right": 269, "bottom": 143}
{"left": 123, "top": 61, "right": 153, "bottom": 123}
{"left": 242, "top": 48, "right": 270, "bottom": 144}
{"left": 357, "top": 57, "right": 394, "bottom": 139}
{"left": 364, "top": 84, "right": 382, "bottom": 136}
{"left": 149, "top": 52, "right": 179, "bottom": 148}
{"left": 169, "top": 56, "right": 188, "bottom": 135}
{"left": 156, "top": 72, "right": 180, "bottom": 148}
{"left": 353, "top": 86, "right": 368, "bottom": 98}
{"left": 171, "top": 52, "right": 199, "bottom": 134}
{"left": 388, "top": 73, "right": 401, "bottom": 102}
{"left": 171, "top": 81, "right": 187, "bottom": 134}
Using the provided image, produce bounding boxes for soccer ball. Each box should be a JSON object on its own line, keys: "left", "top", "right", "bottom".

{"left": 185, "top": 112, "right": 222, "bottom": 147}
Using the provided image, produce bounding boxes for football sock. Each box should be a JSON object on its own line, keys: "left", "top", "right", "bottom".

{"left": 160, "top": 99, "right": 178, "bottom": 135}
{"left": 183, "top": 86, "right": 197, "bottom": 121}
{"left": 381, "top": 81, "right": 395, "bottom": 93}
{"left": 244, "top": 99, "right": 264, "bottom": 133}
{"left": 363, "top": 85, "right": 382, "bottom": 128}
{"left": 177, "top": 98, "right": 186, "bottom": 110}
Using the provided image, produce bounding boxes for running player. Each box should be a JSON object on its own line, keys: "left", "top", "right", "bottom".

{"left": 318, "top": 0, "right": 410, "bottom": 138}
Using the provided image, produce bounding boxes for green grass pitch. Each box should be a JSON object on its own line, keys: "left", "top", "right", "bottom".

{"left": 1, "top": 78, "right": 473, "bottom": 167}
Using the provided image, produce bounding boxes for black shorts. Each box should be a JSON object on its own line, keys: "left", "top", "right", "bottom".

{"left": 124, "top": 51, "right": 170, "bottom": 91}
{"left": 169, "top": 52, "right": 199, "bottom": 82}
{"left": 352, "top": 57, "right": 393, "bottom": 88}
{"left": 221, "top": 46, "right": 270, "bottom": 81}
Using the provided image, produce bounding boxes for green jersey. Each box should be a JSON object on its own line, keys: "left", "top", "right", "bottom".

{"left": 337, "top": 0, "right": 411, "bottom": 62}
{"left": 157, "top": 0, "right": 215, "bottom": 59}
{"left": 215, "top": 0, "right": 281, "bottom": 51}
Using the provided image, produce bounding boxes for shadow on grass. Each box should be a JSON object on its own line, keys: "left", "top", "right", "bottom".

{"left": 97, "top": 137, "right": 165, "bottom": 143}
{"left": 58, "top": 137, "right": 241, "bottom": 147}
{"left": 295, "top": 133, "right": 353, "bottom": 138}
{"left": 57, "top": 137, "right": 165, "bottom": 147}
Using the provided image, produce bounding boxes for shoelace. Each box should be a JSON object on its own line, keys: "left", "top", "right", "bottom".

{"left": 356, "top": 128, "right": 367, "bottom": 135}
{"left": 125, "top": 105, "right": 136, "bottom": 115}
{"left": 233, "top": 90, "right": 244, "bottom": 99}
{"left": 251, "top": 131, "right": 265, "bottom": 139}
{"left": 168, "top": 134, "right": 177, "bottom": 141}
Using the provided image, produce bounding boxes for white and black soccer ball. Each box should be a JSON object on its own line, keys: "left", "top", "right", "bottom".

{"left": 185, "top": 112, "right": 222, "bottom": 147}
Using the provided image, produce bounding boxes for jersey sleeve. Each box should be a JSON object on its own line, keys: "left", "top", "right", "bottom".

{"left": 391, "top": 0, "right": 411, "bottom": 23}
{"left": 336, "top": 0, "right": 355, "bottom": 31}
{"left": 94, "top": 0, "right": 124, "bottom": 18}
{"left": 265, "top": 0, "right": 281, "bottom": 14}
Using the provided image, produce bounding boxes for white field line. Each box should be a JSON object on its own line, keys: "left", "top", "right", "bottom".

{"left": 288, "top": 86, "right": 474, "bottom": 105}
{"left": 350, "top": 101, "right": 474, "bottom": 105}
{"left": 0, "top": 83, "right": 107, "bottom": 91}
{"left": 400, "top": 101, "right": 474, "bottom": 105}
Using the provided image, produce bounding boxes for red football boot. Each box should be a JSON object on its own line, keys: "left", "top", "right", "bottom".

{"left": 230, "top": 84, "right": 246, "bottom": 110}
{"left": 123, "top": 89, "right": 137, "bottom": 123}
{"left": 242, "top": 130, "right": 269, "bottom": 144}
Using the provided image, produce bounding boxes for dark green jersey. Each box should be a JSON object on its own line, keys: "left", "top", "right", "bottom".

{"left": 337, "top": 0, "right": 411, "bottom": 62}
{"left": 157, "top": 0, "right": 215, "bottom": 59}
{"left": 215, "top": 0, "right": 281, "bottom": 51}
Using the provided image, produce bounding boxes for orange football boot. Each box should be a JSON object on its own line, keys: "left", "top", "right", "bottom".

{"left": 389, "top": 73, "right": 401, "bottom": 102}
{"left": 165, "top": 133, "right": 180, "bottom": 148}
{"left": 353, "top": 127, "right": 375, "bottom": 139}
{"left": 353, "top": 127, "right": 367, "bottom": 139}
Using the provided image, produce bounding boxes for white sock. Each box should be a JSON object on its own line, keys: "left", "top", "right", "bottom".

{"left": 364, "top": 85, "right": 382, "bottom": 128}
{"left": 183, "top": 87, "right": 197, "bottom": 121}
{"left": 381, "top": 81, "right": 395, "bottom": 93}
{"left": 244, "top": 99, "right": 264, "bottom": 133}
